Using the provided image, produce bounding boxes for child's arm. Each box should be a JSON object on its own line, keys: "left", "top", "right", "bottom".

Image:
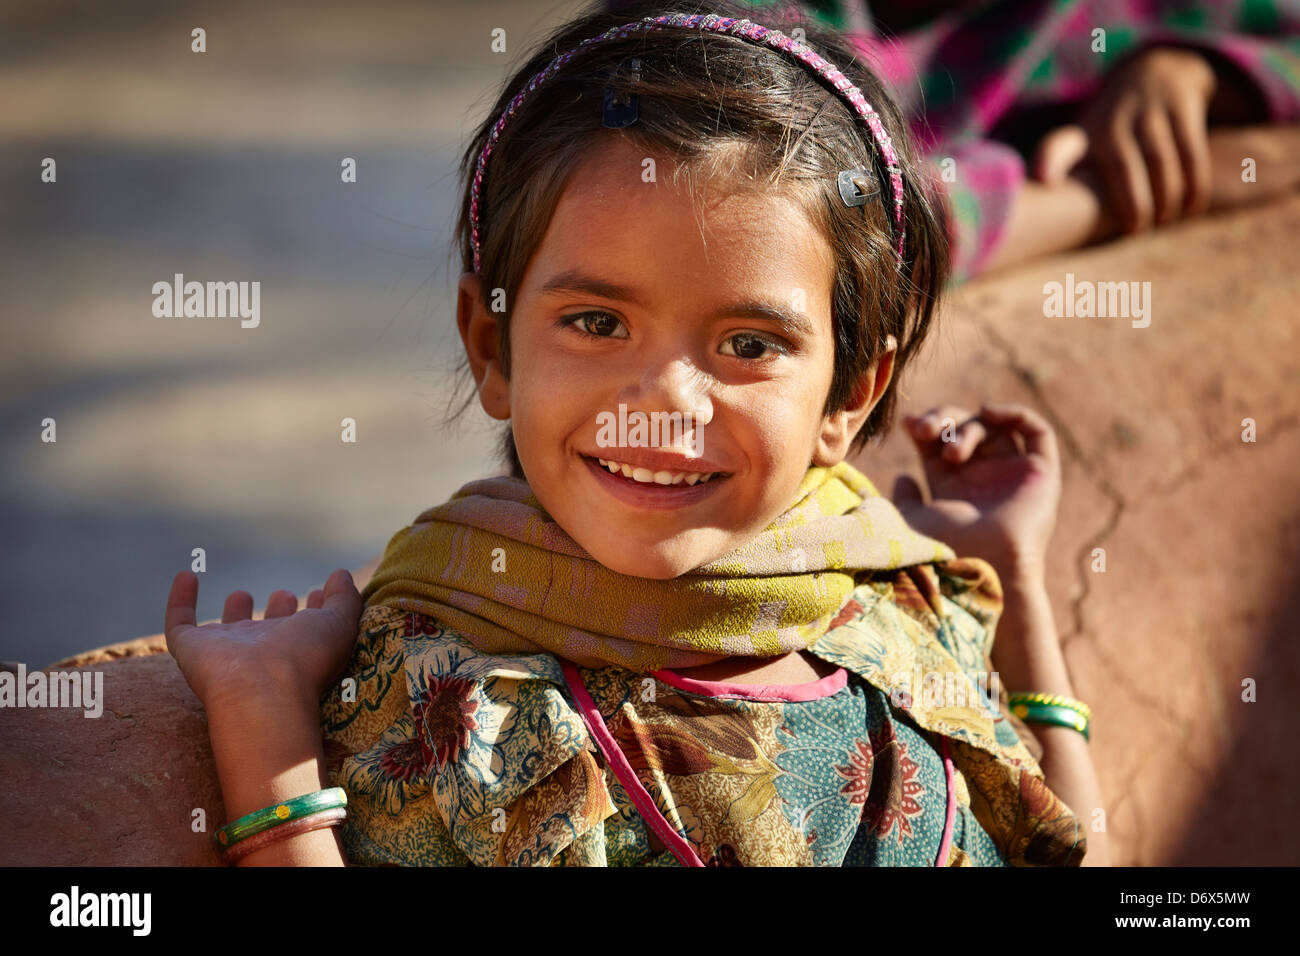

{"left": 164, "top": 568, "right": 363, "bottom": 865}
{"left": 992, "top": 562, "right": 1111, "bottom": 867}
{"left": 978, "top": 39, "right": 1300, "bottom": 276}
{"left": 205, "top": 677, "right": 346, "bottom": 865}
{"left": 894, "top": 402, "right": 1109, "bottom": 865}
{"left": 984, "top": 121, "right": 1300, "bottom": 275}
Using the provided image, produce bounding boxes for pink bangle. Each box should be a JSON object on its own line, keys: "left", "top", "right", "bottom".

{"left": 221, "top": 807, "right": 347, "bottom": 864}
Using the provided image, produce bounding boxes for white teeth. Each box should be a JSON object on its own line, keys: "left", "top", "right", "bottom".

{"left": 595, "top": 456, "right": 722, "bottom": 486}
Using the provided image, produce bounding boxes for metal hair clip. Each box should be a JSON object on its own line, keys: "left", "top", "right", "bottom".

{"left": 837, "top": 167, "right": 880, "bottom": 207}
{"left": 602, "top": 57, "right": 642, "bottom": 128}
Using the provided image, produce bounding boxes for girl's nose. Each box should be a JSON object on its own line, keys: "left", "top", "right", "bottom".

{"left": 619, "top": 355, "right": 714, "bottom": 428}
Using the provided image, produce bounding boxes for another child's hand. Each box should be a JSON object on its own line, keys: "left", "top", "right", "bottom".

{"left": 892, "top": 403, "right": 1061, "bottom": 582}
{"left": 164, "top": 568, "right": 363, "bottom": 714}
{"left": 1032, "top": 45, "right": 1217, "bottom": 230}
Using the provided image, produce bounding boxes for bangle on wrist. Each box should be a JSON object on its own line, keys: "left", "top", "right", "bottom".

{"left": 221, "top": 807, "right": 347, "bottom": 864}
{"left": 1007, "top": 691, "right": 1091, "bottom": 741}
{"left": 215, "top": 786, "right": 348, "bottom": 855}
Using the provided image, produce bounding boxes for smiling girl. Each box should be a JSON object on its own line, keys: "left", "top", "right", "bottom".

{"left": 165, "top": 3, "right": 1107, "bottom": 866}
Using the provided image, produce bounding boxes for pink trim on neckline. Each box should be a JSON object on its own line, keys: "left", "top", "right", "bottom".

{"left": 651, "top": 665, "right": 848, "bottom": 702}
{"left": 936, "top": 736, "right": 956, "bottom": 867}
{"left": 560, "top": 660, "right": 706, "bottom": 867}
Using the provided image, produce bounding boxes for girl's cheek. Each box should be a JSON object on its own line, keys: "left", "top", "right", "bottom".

{"left": 533, "top": 346, "right": 591, "bottom": 383}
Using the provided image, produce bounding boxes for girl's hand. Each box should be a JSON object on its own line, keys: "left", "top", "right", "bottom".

{"left": 1032, "top": 45, "right": 1217, "bottom": 231}
{"left": 164, "top": 568, "right": 363, "bottom": 714}
{"left": 892, "top": 403, "right": 1061, "bottom": 582}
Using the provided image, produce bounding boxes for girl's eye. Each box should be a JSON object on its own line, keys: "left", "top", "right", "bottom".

{"left": 721, "top": 333, "right": 788, "bottom": 361}
{"left": 559, "top": 312, "right": 788, "bottom": 360}
{"left": 559, "top": 311, "right": 628, "bottom": 339}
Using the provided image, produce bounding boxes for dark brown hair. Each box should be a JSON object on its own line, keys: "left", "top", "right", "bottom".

{"left": 444, "top": 0, "right": 949, "bottom": 480}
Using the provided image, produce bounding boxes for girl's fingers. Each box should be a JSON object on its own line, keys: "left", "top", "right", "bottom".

{"left": 164, "top": 571, "right": 198, "bottom": 654}
{"left": 906, "top": 407, "right": 971, "bottom": 439}
{"left": 222, "top": 590, "right": 254, "bottom": 623}
{"left": 1032, "top": 123, "right": 1089, "bottom": 184}
{"left": 905, "top": 407, "right": 986, "bottom": 464}
{"left": 320, "top": 569, "right": 363, "bottom": 617}
{"left": 942, "top": 417, "right": 988, "bottom": 463}
{"left": 315, "top": 570, "right": 364, "bottom": 656}
{"left": 264, "top": 590, "right": 298, "bottom": 619}
{"left": 1169, "top": 97, "right": 1212, "bottom": 215}
{"left": 1135, "top": 107, "right": 1184, "bottom": 224}
{"left": 904, "top": 409, "right": 957, "bottom": 460}
{"left": 979, "top": 403, "right": 1060, "bottom": 466}
{"left": 1096, "top": 118, "right": 1154, "bottom": 233}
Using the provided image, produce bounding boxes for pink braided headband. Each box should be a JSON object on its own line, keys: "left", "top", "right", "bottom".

{"left": 469, "top": 11, "right": 906, "bottom": 275}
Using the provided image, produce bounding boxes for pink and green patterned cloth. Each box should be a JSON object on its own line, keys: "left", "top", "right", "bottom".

{"left": 607, "top": 0, "right": 1300, "bottom": 281}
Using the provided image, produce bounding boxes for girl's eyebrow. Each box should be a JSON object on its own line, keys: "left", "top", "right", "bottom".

{"left": 538, "top": 268, "right": 815, "bottom": 337}
{"left": 539, "top": 269, "right": 645, "bottom": 306}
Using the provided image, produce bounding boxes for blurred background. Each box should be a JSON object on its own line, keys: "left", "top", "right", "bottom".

{"left": 1, "top": 0, "right": 595, "bottom": 667}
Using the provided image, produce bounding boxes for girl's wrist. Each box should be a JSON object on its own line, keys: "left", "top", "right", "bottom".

{"left": 205, "top": 685, "right": 344, "bottom": 864}
{"left": 979, "top": 543, "right": 1048, "bottom": 597}
{"left": 213, "top": 752, "right": 345, "bottom": 865}
{"left": 991, "top": 584, "right": 1075, "bottom": 697}
{"left": 203, "top": 665, "right": 320, "bottom": 726}
{"left": 205, "top": 678, "right": 322, "bottom": 804}
{"left": 1002, "top": 560, "right": 1048, "bottom": 601}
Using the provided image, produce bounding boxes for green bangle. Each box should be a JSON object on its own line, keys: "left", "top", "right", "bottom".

{"left": 1006, "top": 691, "right": 1092, "bottom": 720}
{"left": 1009, "top": 700, "right": 1091, "bottom": 741}
{"left": 214, "top": 787, "right": 348, "bottom": 848}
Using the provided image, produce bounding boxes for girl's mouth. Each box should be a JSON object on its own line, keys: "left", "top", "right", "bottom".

{"left": 580, "top": 454, "right": 731, "bottom": 511}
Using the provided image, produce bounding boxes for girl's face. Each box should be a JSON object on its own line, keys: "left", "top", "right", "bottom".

{"left": 458, "top": 137, "right": 895, "bottom": 579}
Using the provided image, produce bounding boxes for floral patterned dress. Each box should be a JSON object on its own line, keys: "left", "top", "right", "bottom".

{"left": 319, "top": 557, "right": 1084, "bottom": 866}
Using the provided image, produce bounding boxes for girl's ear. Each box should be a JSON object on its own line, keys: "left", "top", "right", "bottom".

{"left": 457, "top": 273, "right": 511, "bottom": 421}
{"left": 812, "top": 335, "right": 897, "bottom": 467}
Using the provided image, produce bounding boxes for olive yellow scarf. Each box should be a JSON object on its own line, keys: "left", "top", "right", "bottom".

{"left": 361, "top": 460, "right": 955, "bottom": 671}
